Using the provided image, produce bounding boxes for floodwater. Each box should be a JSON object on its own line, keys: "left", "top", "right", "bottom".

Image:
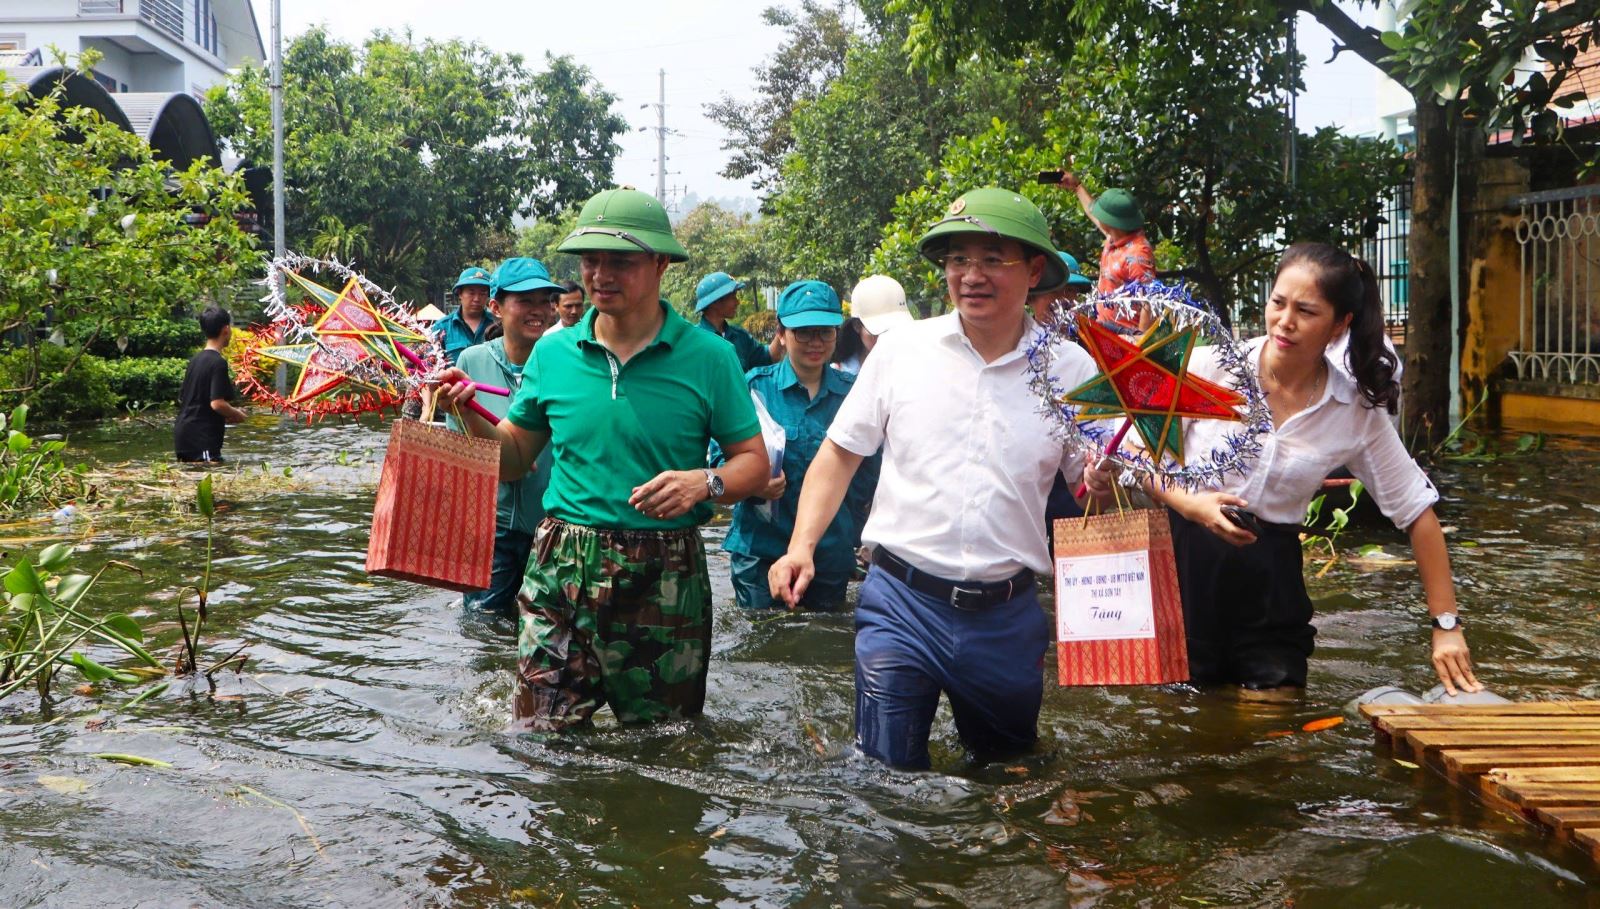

{"left": 1, "top": 415, "right": 1598, "bottom": 908}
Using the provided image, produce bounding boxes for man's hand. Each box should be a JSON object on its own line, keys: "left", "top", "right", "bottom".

{"left": 768, "top": 552, "right": 814, "bottom": 610}
{"left": 630, "top": 470, "right": 708, "bottom": 520}
{"left": 756, "top": 472, "right": 787, "bottom": 501}
{"left": 1431, "top": 629, "right": 1484, "bottom": 696}
{"left": 1057, "top": 170, "right": 1081, "bottom": 191}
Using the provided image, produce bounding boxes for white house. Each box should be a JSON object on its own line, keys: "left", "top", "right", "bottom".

{"left": 0, "top": 0, "right": 263, "bottom": 97}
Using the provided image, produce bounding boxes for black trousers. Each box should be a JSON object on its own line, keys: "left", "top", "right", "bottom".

{"left": 1169, "top": 510, "right": 1316, "bottom": 688}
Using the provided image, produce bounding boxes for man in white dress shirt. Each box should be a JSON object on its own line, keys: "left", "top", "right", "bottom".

{"left": 769, "top": 188, "right": 1099, "bottom": 770}
{"left": 542, "top": 281, "right": 586, "bottom": 338}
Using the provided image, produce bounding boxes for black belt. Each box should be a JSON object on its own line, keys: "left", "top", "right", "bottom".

{"left": 871, "top": 548, "right": 1033, "bottom": 611}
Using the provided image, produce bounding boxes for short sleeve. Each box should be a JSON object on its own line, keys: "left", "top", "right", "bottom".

{"left": 707, "top": 343, "right": 760, "bottom": 446}
{"left": 207, "top": 354, "right": 234, "bottom": 403}
{"left": 1347, "top": 407, "right": 1438, "bottom": 530}
{"left": 506, "top": 347, "right": 548, "bottom": 431}
{"left": 827, "top": 335, "right": 894, "bottom": 457}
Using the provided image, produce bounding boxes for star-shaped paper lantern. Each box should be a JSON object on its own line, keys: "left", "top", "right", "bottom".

{"left": 261, "top": 272, "right": 430, "bottom": 404}
{"left": 1062, "top": 313, "right": 1246, "bottom": 465}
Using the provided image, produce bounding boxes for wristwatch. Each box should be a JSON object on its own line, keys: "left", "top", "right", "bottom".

{"left": 1430, "top": 613, "right": 1462, "bottom": 631}
{"left": 703, "top": 469, "right": 724, "bottom": 500}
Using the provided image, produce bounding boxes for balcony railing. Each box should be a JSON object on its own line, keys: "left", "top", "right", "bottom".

{"left": 78, "top": 0, "right": 124, "bottom": 13}
{"left": 138, "top": 0, "right": 185, "bottom": 42}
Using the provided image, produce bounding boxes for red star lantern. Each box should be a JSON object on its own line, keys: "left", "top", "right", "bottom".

{"left": 1062, "top": 313, "right": 1246, "bottom": 465}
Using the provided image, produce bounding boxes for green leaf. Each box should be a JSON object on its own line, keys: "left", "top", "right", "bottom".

{"left": 196, "top": 474, "right": 214, "bottom": 519}
{"left": 54, "top": 573, "right": 92, "bottom": 606}
{"left": 36, "top": 543, "right": 72, "bottom": 572}
{"left": 6, "top": 431, "right": 31, "bottom": 455}
{"left": 5, "top": 559, "right": 43, "bottom": 596}
{"left": 12, "top": 405, "right": 28, "bottom": 432}
{"left": 67, "top": 651, "right": 115, "bottom": 682}
{"left": 1358, "top": 544, "right": 1384, "bottom": 557}
{"left": 1431, "top": 72, "right": 1461, "bottom": 101}
{"left": 1380, "top": 30, "right": 1406, "bottom": 51}
{"left": 102, "top": 613, "right": 142, "bottom": 643}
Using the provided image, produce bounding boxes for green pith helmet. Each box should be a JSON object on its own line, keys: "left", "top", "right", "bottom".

{"left": 916, "top": 187, "right": 1067, "bottom": 292}
{"left": 556, "top": 187, "right": 689, "bottom": 262}
{"left": 1090, "top": 188, "right": 1144, "bottom": 232}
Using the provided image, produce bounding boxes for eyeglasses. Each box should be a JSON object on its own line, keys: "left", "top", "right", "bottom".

{"left": 939, "top": 254, "right": 1027, "bottom": 274}
{"left": 789, "top": 326, "right": 838, "bottom": 343}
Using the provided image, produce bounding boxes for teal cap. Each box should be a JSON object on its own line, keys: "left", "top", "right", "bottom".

{"left": 776, "top": 280, "right": 843, "bottom": 328}
{"left": 694, "top": 271, "right": 746, "bottom": 312}
{"left": 1058, "top": 252, "right": 1094, "bottom": 289}
{"left": 1090, "top": 188, "right": 1144, "bottom": 232}
{"left": 490, "top": 257, "right": 564, "bottom": 299}
{"left": 452, "top": 266, "right": 492, "bottom": 293}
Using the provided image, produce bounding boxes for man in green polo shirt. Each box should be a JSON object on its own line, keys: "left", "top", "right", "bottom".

{"left": 440, "top": 187, "right": 768, "bottom": 730}
{"left": 694, "top": 271, "right": 782, "bottom": 372}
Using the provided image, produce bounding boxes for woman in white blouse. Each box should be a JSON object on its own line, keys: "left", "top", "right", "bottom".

{"left": 1086, "top": 243, "right": 1481, "bottom": 697}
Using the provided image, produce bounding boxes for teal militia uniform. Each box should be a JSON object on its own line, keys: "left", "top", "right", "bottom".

{"left": 435, "top": 265, "right": 495, "bottom": 365}
{"left": 713, "top": 358, "right": 879, "bottom": 609}
{"left": 505, "top": 300, "right": 759, "bottom": 727}
{"left": 448, "top": 338, "right": 552, "bottom": 618}
{"left": 696, "top": 318, "right": 773, "bottom": 374}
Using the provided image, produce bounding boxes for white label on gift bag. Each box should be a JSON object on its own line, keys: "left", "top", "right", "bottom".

{"left": 1055, "top": 550, "right": 1156, "bottom": 642}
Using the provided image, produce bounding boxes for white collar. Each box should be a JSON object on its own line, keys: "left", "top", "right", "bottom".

{"left": 1246, "top": 335, "right": 1356, "bottom": 406}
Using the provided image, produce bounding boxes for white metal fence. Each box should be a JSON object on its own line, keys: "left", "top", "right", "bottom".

{"left": 1509, "top": 185, "right": 1600, "bottom": 386}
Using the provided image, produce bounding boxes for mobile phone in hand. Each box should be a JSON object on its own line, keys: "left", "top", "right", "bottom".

{"left": 1036, "top": 170, "right": 1066, "bottom": 185}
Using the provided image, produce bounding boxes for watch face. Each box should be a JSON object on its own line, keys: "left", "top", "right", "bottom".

{"left": 1434, "top": 614, "right": 1458, "bottom": 631}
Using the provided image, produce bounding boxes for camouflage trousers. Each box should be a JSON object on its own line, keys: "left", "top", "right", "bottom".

{"left": 512, "top": 517, "right": 712, "bottom": 730}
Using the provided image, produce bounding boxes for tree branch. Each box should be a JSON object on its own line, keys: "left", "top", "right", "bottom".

{"left": 1286, "top": 0, "right": 1404, "bottom": 82}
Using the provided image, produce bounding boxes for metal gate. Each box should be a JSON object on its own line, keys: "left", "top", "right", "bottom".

{"left": 1509, "top": 185, "right": 1600, "bottom": 386}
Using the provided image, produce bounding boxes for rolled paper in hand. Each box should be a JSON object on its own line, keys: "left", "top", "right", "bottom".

{"left": 396, "top": 343, "right": 511, "bottom": 397}
{"left": 1076, "top": 416, "right": 1134, "bottom": 499}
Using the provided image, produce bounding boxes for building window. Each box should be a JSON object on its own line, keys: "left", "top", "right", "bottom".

{"left": 0, "top": 34, "right": 26, "bottom": 52}
{"left": 192, "top": 0, "right": 217, "bottom": 55}
{"left": 90, "top": 69, "right": 118, "bottom": 93}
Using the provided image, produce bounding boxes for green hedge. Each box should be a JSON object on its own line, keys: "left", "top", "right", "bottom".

{"left": 83, "top": 317, "right": 203, "bottom": 360}
{"left": 101, "top": 356, "right": 189, "bottom": 409}
{"left": 0, "top": 346, "right": 120, "bottom": 422}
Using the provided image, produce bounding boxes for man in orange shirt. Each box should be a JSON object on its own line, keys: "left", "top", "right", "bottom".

{"left": 1058, "top": 173, "right": 1154, "bottom": 331}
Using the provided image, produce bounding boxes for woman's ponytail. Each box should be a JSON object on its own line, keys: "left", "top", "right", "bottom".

{"left": 1276, "top": 243, "right": 1400, "bottom": 413}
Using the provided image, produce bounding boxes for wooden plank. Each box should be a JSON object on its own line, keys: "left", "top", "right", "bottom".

{"left": 1362, "top": 702, "right": 1600, "bottom": 718}
{"left": 1533, "top": 806, "right": 1600, "bottom": 832}
{"left": 1440, "top": 748, "right": 1600, "bottom": 774}
{"left": 1489, "top": 766, "right": 1600, "bottom": 785}
{"left": 1404, "top": 730, "right": 1600, "bottom": 752}
{"left": 1376, "top": 715, "right": 1600, "bottom": 732}
{"left": 1496, "top": 784, "right": 1600, "bottom": 808}
{"left": 1573, "top": 828, "right": 1600, "bottom": 862}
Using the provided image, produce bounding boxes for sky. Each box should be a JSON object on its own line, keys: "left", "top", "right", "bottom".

{"left": 250, "top": 1, "right": 1387, "bottom": 207}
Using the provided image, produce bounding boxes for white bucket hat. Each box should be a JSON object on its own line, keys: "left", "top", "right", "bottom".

{"left": 850, "top": 275, "right": 914, "bottom": 336}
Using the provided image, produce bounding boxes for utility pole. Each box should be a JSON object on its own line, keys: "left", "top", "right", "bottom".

{"left": 655, "top": 69, "right": 667, "bottom": 203}
{"left": 270, "top": 0, "right": 286, "bottom": 393}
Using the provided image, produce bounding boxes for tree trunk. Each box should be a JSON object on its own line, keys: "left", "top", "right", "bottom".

{"left": 1403, "top": 97, "right": 1456, "bottom": 447}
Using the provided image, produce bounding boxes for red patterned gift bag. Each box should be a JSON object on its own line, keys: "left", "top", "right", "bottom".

{"left": 1052, "top": 507, "right": 1188, "bottom": 686}
{"left": 366, "top": 416, "right": 498, "bottom": 592}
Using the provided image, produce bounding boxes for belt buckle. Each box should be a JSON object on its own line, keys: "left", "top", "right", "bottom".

{"left": 949, "top": 585, "right": 986, "bottom": 611}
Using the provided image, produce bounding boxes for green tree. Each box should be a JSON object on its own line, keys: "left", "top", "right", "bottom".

{"left": 770, "top": 15, "right": 1062, "bottom": 292}
{"left": 890, "top": 0, "right": 1600, "bottom": 442}
{"left": 0, "top": 60, "right": 255, "bottom": 412}
{"left": 706, "top": 1, "right": 859, "bottom": 191}
{"left": 205, "top": 28, "right": 626, "bottom": 304}
{"left": 659, "top": 203, "right": 785, "bottom": 316}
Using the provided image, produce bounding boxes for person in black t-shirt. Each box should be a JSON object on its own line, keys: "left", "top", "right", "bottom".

{"left": 174, "top": 306, "right": 247, "bottom": 462}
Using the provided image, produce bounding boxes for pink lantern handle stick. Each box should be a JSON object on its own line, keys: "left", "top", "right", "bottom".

{"left": 395, "top": 342, "right": 510, "bottom": 397}
{"left": 1075, "top": 416, "right": 1134, "bottom": 499}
